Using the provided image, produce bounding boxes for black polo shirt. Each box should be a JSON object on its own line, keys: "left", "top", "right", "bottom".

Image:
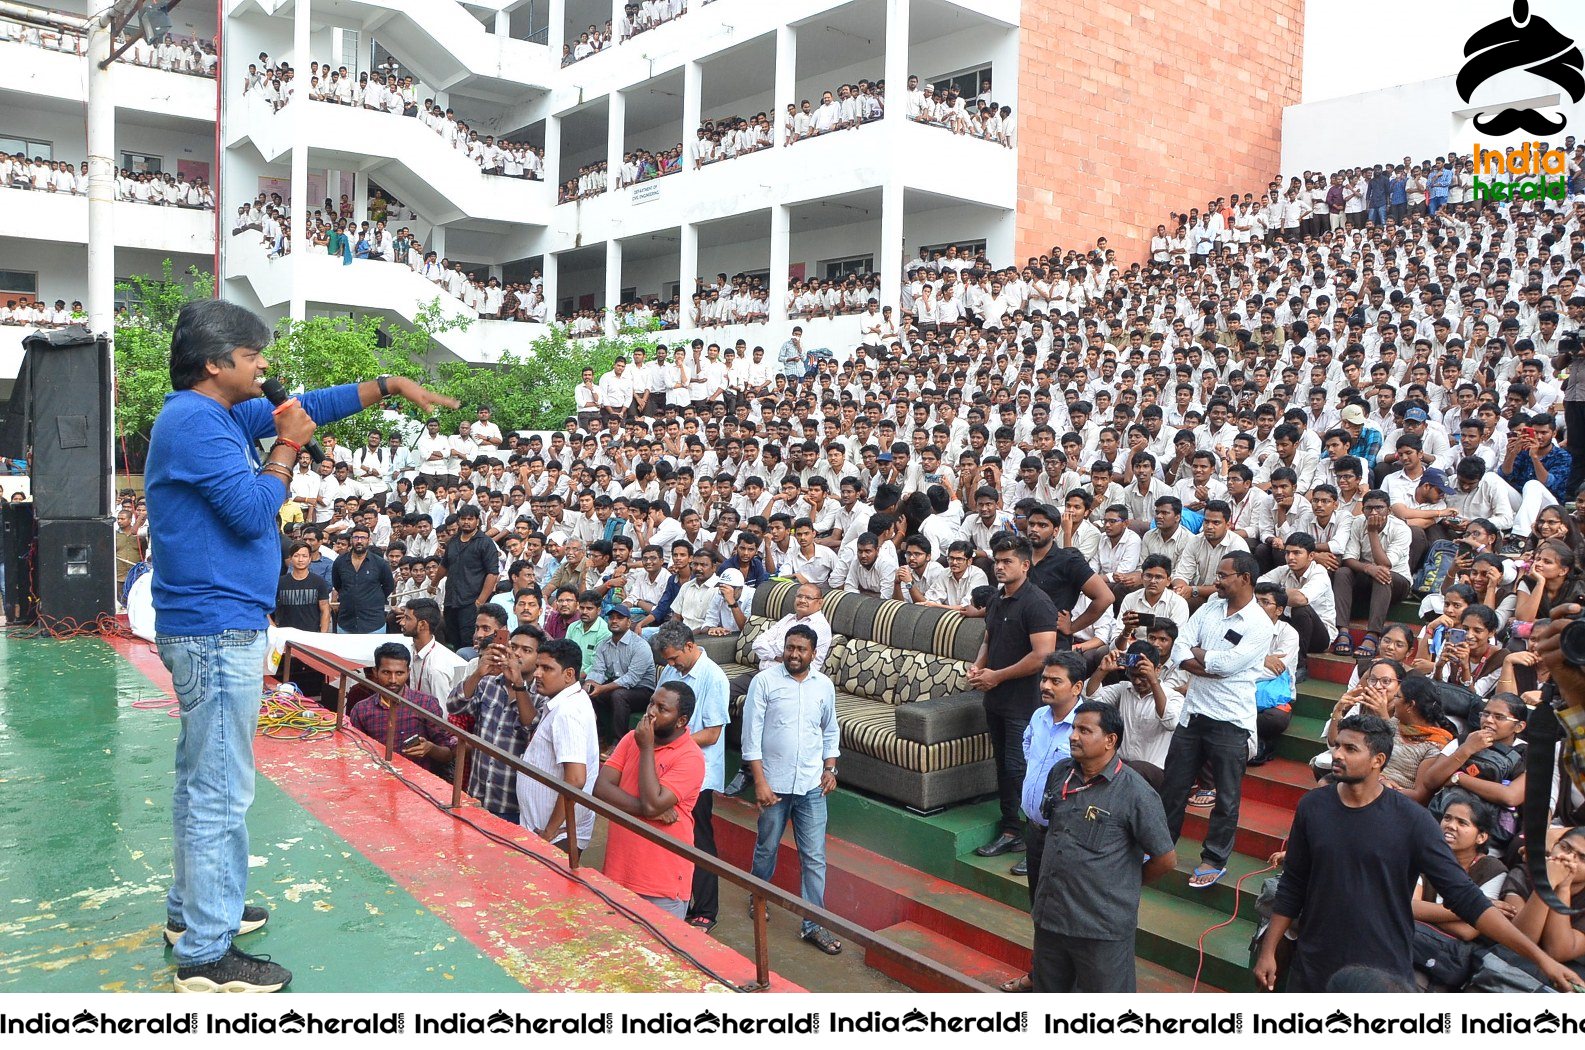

{"left": 443, "top": 531, "right": 501, "bottom": 611}
{"left": 981, "top": 579, "right": 1058, "bottom": 718}
{"left": 330, "top": 552, "right": 395, "bottom": 632}
{"left": 1032, "top": 756, "right": 1175, "bottom": 940}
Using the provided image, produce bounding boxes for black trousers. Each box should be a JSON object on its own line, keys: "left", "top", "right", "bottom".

{"left": 1287, "top": 603, "right": 1333, "bottom": 654}
{"left": 1160, "top": 714, "right": 1249, "bottom": 869}
{"left": 1032, "top": 926, "right": 1137, "bottom": 992}
{"left": 1023, "top": 821, "right": 1047, "bottom": 905}
{"left": 592, "top": 686, "right": 649, "bottom": 744}
{"left": 688, "top": 788, "right": 719, "bottom": 922}
{"left": 443, "top": 603, "right": 479, "bottom": 652}
{"left": 985, "top": 706, "right": 1032, "bottom": 834}
{"left": 1331, "top": 566, "right": 1410, "bottom": 635}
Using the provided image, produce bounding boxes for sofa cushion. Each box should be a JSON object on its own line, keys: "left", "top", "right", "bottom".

{"left": 836, "top": 694, "right": 993, "bottom": 773}
{"left": 894, "top": 652, "right": 970, "bottom": 706}
{"left": 735, "top": 616, "right": 775, "bottom": 666}
{"left": 832, "top": 637, "right": 912, "bottom": 705}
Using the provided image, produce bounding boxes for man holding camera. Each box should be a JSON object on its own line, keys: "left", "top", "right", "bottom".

{"left": 1084, "top": 642, "right": 1185, "bottom": 790}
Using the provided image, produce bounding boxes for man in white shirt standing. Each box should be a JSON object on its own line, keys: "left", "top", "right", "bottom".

{"left": 517, "top": 638, "right": 601, "bottom": 850}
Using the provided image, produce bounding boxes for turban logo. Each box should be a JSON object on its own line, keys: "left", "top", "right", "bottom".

{"left": 1458, "top": 0, "right": 1584, "bottom": 135}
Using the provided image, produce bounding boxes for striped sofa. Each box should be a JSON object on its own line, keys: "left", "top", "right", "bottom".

{"left": 697, "top": 580, "right": 996, "bottom": 813}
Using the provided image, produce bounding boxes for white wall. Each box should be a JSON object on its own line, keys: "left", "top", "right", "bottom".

{"left": 0, "top": 237, "right": 209, "bottom": 306}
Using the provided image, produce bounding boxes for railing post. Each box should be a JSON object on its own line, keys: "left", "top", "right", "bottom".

{"left": 751, "top": 895, "right": 770, "bottom": 990}
{"left": 384, "top": 699, "right": 399, "bottom": 761}
{"left": 335, "top": 673, "right": 348, "bottom": 730}
{"left": 449, "top": 741, "right": 467, "bottom": 809}
{"left": 565, "top": 786, "right": 582, "bottom": 869}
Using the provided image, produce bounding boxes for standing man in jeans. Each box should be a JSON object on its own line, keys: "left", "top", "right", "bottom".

{"left": 741, "top": 625, "right": 842, "bottom": 954}
{"left": 1160, "top": 550, "right": 1272, "bottom": 890}
{"left": 968, "top": 535, "right": 1059, "bottom": 860}
{"left": 146, "top": 299, "right": 455, "bottom": 992}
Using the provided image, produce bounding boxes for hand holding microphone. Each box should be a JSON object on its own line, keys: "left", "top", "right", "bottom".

{"left": 261, "top": 377, "right": 325, "bottom": 462}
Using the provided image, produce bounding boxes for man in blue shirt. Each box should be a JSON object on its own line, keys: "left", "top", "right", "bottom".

{"left": 1501, "top": 412, "right": 1573, "bottom": 534}
{"left": 146, "top": 300, "right": 455, "bottom": 992}
{"left": 654, "top": 620, "right": 730, "bottom": 931}
{"left": 741, "top": 625, "right": 842, "bottom": 953}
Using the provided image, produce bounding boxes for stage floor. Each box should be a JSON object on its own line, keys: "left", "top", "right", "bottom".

{"left": 0, "top": 633, "right": 798, "bottom": 993}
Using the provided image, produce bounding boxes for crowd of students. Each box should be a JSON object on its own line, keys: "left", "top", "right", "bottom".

{"left": 1, "top": 17, "right": 216, "bottom": 77}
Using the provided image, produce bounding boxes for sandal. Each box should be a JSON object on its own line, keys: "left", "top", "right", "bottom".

{"left": 1354, "top": 632, "right": 1379, "bottom": 659}
{"left": 802, "top": 927, "right": 843, "bottom": 955}
{"left": 999, "top": 973, "right": 1033, "bottom": 993}
{"left": 1188, "top": 864, "right": 1227, "bottom": 889}
{"left": 686, "top": 915, "right": 717, "bottom": 933}
{"left": 1188, "top": 787, "right": 1217, "bottom": 808}
{"left": 1330, "top": 631, "right": 1354, "bottom": 655}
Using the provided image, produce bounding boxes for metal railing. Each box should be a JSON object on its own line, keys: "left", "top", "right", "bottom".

{"left": 278, "top": 640, "right": 994, "bottom": 993}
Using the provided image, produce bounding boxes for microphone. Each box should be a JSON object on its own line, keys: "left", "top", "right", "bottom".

{"left": 260, "top": 377, "right": 326, "bottom": 464}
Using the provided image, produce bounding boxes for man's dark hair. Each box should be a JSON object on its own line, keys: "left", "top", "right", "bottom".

{"left": 405, "top": 597, "right": 443, "bottom": 634}
{"left": 1044, "top": 649, "right": 1088, "bottom": 683}
{"left": 1337, "top": 712, "right": 1394, "bottom": 762}
{"left": 786, "top": 623, "right": 819, "bottom": 649}
{"left": 169, "top": 300, "right": 272, "bottom": 390}
{"left": 475, "top": 604, "right": 507, "bottom": 629}
{"left": 372, "top": 640, "right": 410, "bottom": 667}
{"left": 990, "top": 534, "right": 1033, "bottom": 562}
{"left": 538, "top": 637, "right": 583, "bottom": 675}
{"left": 1073, "top": 699, "right": 1125, "bottom": 752}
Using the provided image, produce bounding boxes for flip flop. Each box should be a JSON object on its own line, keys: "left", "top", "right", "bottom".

{"left": 1188, "top": 864, "right": 1227, "bottom": 889}
{"left": 999, "top": 973, "right": 1033, "bottom": 993}
{"left": 1188, "top": 787, "right": 1217, "bottom": 808}
{"left": 686, "top": 915, "right": 717, "bottom": 933}
{"left": 1354, "top": 632, "right": 1379, "bottom": 659}
{"left": 802, "top": 927, "right": 843, "bottom": 955}
{"left": 1330, "top": 631, "right": 1354, "bottom": 655}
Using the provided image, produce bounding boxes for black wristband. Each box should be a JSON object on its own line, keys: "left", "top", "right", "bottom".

{"left": 376, "top": 375, "right": 391, "bottom": 397}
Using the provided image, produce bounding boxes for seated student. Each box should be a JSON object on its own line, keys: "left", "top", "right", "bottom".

{"left": 1420, "top": 692, "right": 1531, "bottom": 854}
{"left": 347, "top": 642, "right": 457, "bottom": 778}
{"left": 1116, "top": 554, "right": 1189, "bottom": 645}
{"left": 1330, "top": 489, "right": 1412, "bottom": 657}
{"left": 1317, "top": 661, "right": 1454, "bottom": 798}
{"left": 1513, "top": 539, "right": 1585, "bottom": 623}
{"left": 1413, "top": 583, "right": 1477, "bottom": 675}
{"left": 1257, "top": 532, "right": 1335, "bottom": 655}
{"left": 1502, "top": 826, "right": 1585, "bottom": 976}
{"left": 1250, "top": 583, "right": 1299, "bottom": 766}
{"left": 1431, "top": 603, "right": 1507, "bottom": 699}
{"left": 1411, "top": 788, "right": 1510, "bottom": 989}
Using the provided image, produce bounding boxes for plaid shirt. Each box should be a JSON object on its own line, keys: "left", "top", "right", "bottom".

{"left": 446, "top": 672, "right": 539, "bottom": 818}
{"left": 1501, "top": 441, "right": 1573, "bottom": 506}
{"left": 1349, "top": 426, "right": 1383, "bottom": 471}
{"left": 347, "top": 687, "right": 456, "bottom": 775}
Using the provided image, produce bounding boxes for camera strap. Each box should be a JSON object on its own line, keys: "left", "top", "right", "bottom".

{"left": 1521, "top": 694, "right": 1585, "bottom": 915}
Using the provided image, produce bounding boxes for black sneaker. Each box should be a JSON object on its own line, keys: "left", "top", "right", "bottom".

{"left": 174, "top": 945, "right": 292, "bottom": 993}
{"left": 166, "top": 905, "right": 269, "bottom": 946}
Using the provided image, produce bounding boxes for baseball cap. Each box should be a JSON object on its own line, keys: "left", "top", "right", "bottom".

{"left": 1404, "top": 407, "right": 1429, "bottom": 423}
{"left": 717, "top": 568, "right": 746, "bottom": 589}
{"left": 604, "top": 604, "right": 633, "bottom": 620}
{"left": 1340, "top": 404, "right": 1368, "bottom": 426}
{"left": 1419, "top": 467, "right": 1455, "bottom": 495}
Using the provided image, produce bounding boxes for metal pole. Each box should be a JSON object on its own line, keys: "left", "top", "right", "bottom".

{"left": 86, "top": 7, "right": 120, "bottom": 518}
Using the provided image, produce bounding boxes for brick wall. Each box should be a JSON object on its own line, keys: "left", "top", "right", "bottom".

{"left": 1016, "top": 0, "right": 1304, "bottom": 262}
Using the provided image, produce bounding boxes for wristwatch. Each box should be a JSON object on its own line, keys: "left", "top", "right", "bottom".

{"left": 824, "top": 766, "right": 838, "bottom": 777}
{"left": 1450, "top": 772, "right": 1462, "bottom": 786}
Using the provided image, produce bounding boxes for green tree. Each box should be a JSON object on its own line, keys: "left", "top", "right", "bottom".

{"left": 112, "top": 262, "right": 215, "bottom": 448}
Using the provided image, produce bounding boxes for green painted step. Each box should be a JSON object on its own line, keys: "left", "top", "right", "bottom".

{"left": 1159, "top": 838, "right": 1276, "bottom": 915}
{"left": 1276, "top": 714, "right": 1328, "bottom": 763}
{"left": 1295, "top": 678, "right": 1346, "bottom": 721}
{"left": 1137, "top": 887, "right": 1257, "bottom": 991}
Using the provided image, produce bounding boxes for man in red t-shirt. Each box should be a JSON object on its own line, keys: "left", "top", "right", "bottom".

{"left": 594, "top": 681, "right": 705, "bottom": 918}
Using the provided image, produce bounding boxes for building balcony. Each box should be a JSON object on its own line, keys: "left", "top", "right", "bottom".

{"left": 0, "top": 38, "right": 215, "bottom": 125}
{"left": 0, "top": 188, "right": 215, "bottom": 255}
{"left": 227, "top": 96, "right": 553, "bottom": 227}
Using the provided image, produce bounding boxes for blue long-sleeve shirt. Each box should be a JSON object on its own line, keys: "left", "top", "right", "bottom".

{"left": 147, "top": 383, "right": 365, "bottom": 635}
{"left": 1502, "top": 441, "right": 1572, "bottom": 505}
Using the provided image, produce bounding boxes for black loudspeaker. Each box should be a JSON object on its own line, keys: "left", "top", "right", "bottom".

{"left": 35, "top": 518, "right": 114, "bottom": 626}
{"left": 139, "top": 6, "right": 174, "bottom": 40}
{"left": 0, "top": 326, "right": 112, "bottom": 520}
{"left": 0, "top": 501, "right": 37, "bottom": 624}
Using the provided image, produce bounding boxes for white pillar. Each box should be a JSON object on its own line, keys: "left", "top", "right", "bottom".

{"left": 543, "top": 252, "right": 560, "bottom": 325}
{"left": 495, "top": 9, "right": 509, "bottom": 35}
{"left": 769, "top": 204, "right": 789, "bottom": 327}
{"left": 884, "top": 0, "right": 910, "bottom": 122}
{"left": 679, "top": 222, "right": 698, "bottom": 325}
{"left": 774, "top": 25, "right": 796, "bottom": 149}
{"left": 430, "top": 225, "right": 447, "bottom": 258}
{"left": 604, "top": 240, "right": 623, "bottom": 337}
{"left": 608, "top": 90, "right": 626, "bottom": 193}
{"left": 549, "top": 0, "right": 566, "bottom": 60}
{"left": 682, "top": 60, "right": 702, "bottom": 167}
{"left": 546, "top": 113, "right": 563, "bottom": 197}
{"left": 327, "top": 168, "right": 341, "bottom": 209}
{"left": 289, "top": 0, "right": 311, "bottom": 321}
{"left": 880, "top": 181, "right": 904, "bottom": 315}
{"left": 353, "top": 171, "right": 368, "bottom": 222}
{"left": 85, "top": 14, "right": 115, "bottom": 339}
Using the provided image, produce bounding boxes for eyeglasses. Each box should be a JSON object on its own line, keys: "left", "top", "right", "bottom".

{"left": 1478, "top": 710, "right": 1517, "bottom": 723}
{"left": 1364, "top": 676, "right": 1399, "bottom": 688}
{"left": 1213, "top": 570, "right": 1248, "bottom": 580}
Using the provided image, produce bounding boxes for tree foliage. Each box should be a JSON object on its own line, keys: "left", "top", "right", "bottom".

{"left": 112, "top": 263, "right": 663, "bottom": 454}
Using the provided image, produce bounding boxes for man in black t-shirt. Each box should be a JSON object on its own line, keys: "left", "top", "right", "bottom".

{"left": 442, "top": 505, "right": 501, "bottom": 649}
{"left": 1023, "top": 504, "right": 1113, "bottom": 654}
{"left": 273, "top": 541, "right": 330, "bottom": 633}
{"left": 968, "top": 535, "right": 1058, "bottom": 858}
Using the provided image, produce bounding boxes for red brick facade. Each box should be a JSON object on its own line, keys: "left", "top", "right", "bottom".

{"left": 1016, "top": 0, "right": 1304, "bottom": 262}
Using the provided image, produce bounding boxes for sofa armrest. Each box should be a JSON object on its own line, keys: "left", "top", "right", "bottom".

{"left": 895, "top": 690, "right": 987, "bottom": 745}
{"left": 696, "top": 633, "right": 741, "bottom": 666}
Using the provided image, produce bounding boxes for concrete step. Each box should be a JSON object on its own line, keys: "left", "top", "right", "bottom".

{"left": 1136, "top": 887, "right": 1257, "bottom": 992}
{"left": 1276, "top": 714, "right": 1328, "bottom": 763}
{"left": 1181, "top": 795, "right": 1293, "bottom": 860}
{"left": 865, "top": 920, "right": 1022, "bottom": 993}
{"left": 1159, "top": 836, "right": 1279, "bottom": 915}
{"left": 1240, "top": 757, "right": 1317, "bottom": 810}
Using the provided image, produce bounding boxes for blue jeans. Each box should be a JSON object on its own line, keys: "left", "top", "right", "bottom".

{"left": 750, "top": 786, "right": 828, "bottom": 937}
{"left": 158, "top": 629, "right": 270, "bottom": 966}
{"left": 1367, "top": 204, "right": 1387, "bottom": 226}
